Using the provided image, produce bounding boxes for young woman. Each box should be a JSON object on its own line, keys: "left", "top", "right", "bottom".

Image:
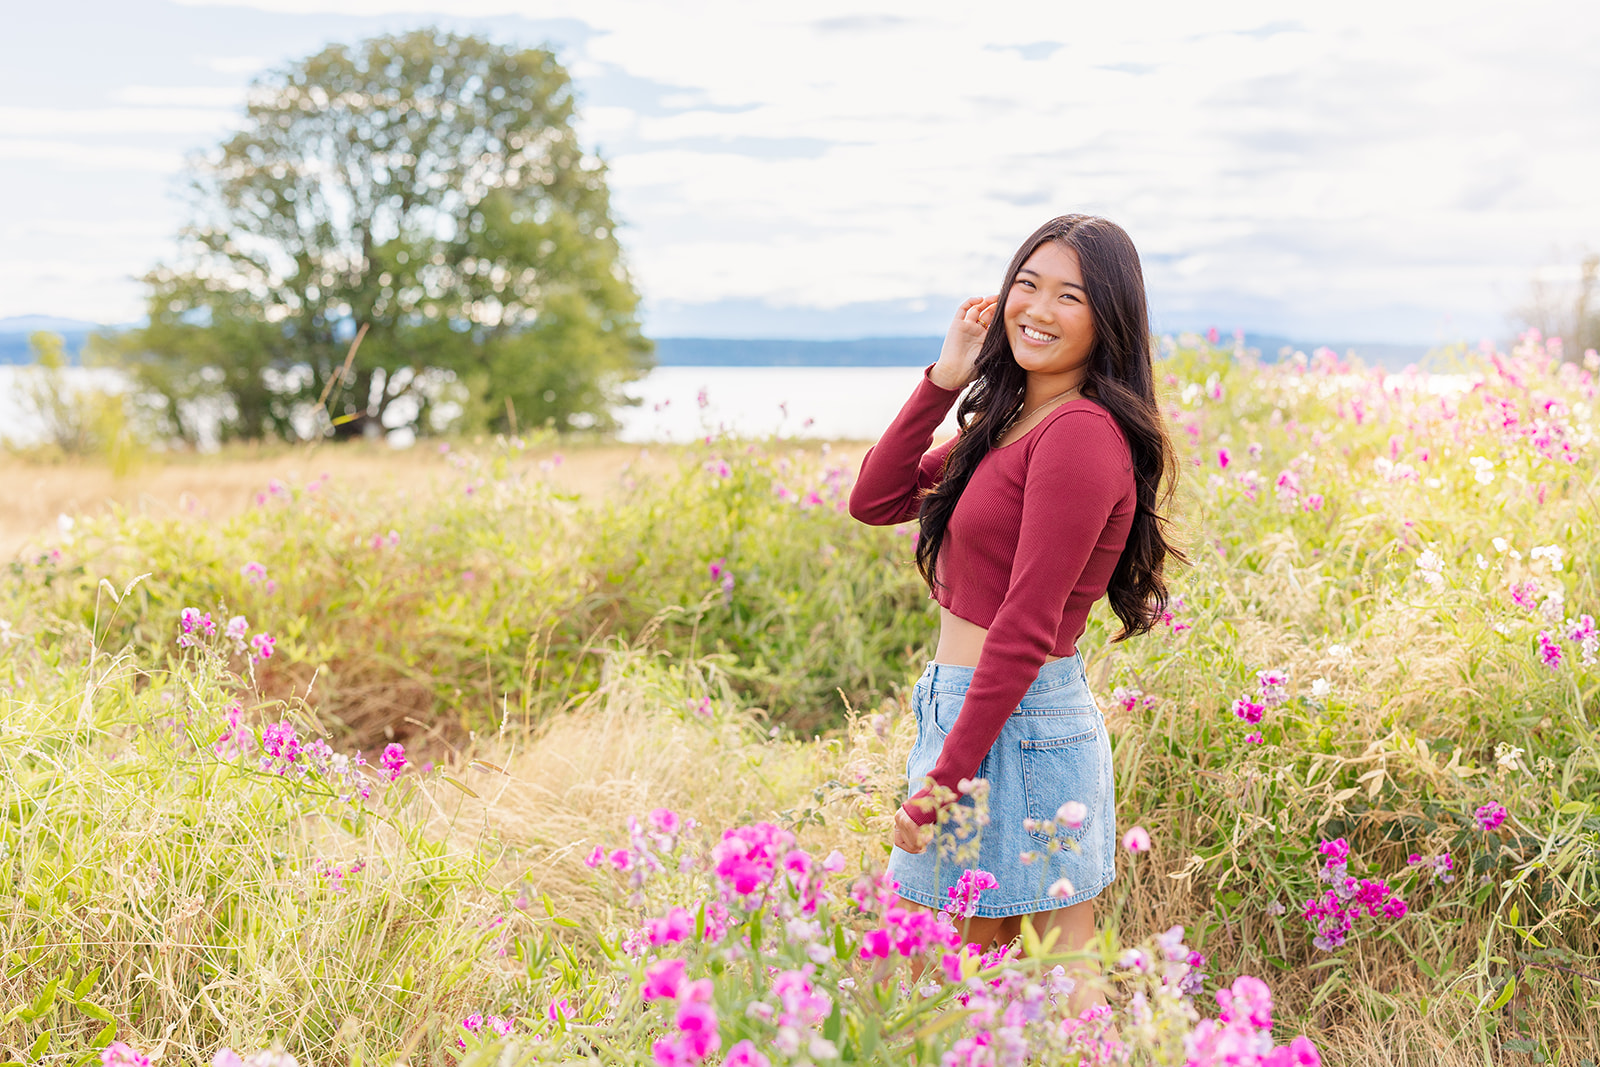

{"left": 848, "top": 214, "right": 1181, "bottom": 963}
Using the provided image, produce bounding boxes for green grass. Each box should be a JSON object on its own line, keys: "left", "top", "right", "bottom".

{"left": 1, "top": 334, "right": 1597, "bottom": 1065}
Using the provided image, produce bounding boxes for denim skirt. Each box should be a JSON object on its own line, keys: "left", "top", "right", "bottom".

{"left": 886, "top": 655, "right": 1117, "bottom": 918}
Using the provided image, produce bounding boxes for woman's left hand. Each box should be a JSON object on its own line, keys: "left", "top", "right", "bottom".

{"left": 893, "top": 806, "right": 931, "bottom": 854}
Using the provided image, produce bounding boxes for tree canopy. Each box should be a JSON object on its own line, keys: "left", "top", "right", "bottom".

{"left": 125, "top": 29, "right": 651, "bottom": 442}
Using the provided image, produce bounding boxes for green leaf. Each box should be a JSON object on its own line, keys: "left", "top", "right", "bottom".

{"left": 75, "top": 999, "right": 115, "bottom": 1023}
{"left": 73, "top": 968, "right": 101, "bottom": 1000}
{"left": 441, "top": 775, "right": 479, "bottom": 798}
{"left": 91, "top": 1021, "right": 116, "bottom": 1046}
{"left": 1488, "top": 976, "right": 1516, "bottom": 1012}
{"left": 823, "top": 998, "right": 842, "bottom": 1044}
{"left": 1557, "top": 800, "right": 1589, "bottom": 815}
{"left": 30, "top": 977, "right": 58, "bottom": 1018}
{"left": 834, "top": 922, "right": 848, "bottom": 962}
{"left": 27, "top": 1030, "right": 51, "bottom": 1060}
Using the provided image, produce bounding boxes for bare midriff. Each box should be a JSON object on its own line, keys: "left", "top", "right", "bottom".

{"left": 933, "top": 606, "right": 1065, "bottom": 669}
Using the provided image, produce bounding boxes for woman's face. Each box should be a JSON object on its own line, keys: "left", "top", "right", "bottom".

{"left": 1002, "top": 240, "right": 1096, "bottom": 384}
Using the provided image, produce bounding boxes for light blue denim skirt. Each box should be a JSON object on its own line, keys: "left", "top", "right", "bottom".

{"left": 886, "top": 655, "right": 1117, "bottom": 918}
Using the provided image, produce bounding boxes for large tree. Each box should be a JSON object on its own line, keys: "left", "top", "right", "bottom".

{"left": 126, "top": 29, "right": 651, "bottom": 442}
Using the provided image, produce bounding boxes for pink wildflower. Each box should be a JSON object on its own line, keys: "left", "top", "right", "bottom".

{"left": 641, "top": 958, "right": 687, "bottom": 1001}
{"left": 250, "top": 632, "right": 276, "bottom": 661}
{"left": 1122, "top": 826, "right": 1151, "bottom": 852}
{"left": 675, "top": 1000, "right": 721, "bottom": 1059}
{"left": 1475, "top": 802, "right": 1507, "bottom": 831}
{"left": 1232, "top": 698, "right": 1265, "bottom": 724}
{"left": 101, "top": 1044, "right": 151, "bottom": 1067}
{"left": 648, "top": 808, "right": 682, "bottom": 834}
{"left": 1537, "top": 630, "right": 1563, "bottom": 669}
{"left": 945, "top": 868, "right": 999, "bottom": 918}
{"left": 724, "top": 1040, "right": 771, "bottom": 1067}
{"left": 584, "top": 845, "right": 605, "bottom": 868}
{"left": 1057, "top": 800, "right": 1088, "bottom": 828}
{"left": 379, "top": 742, "right": 407, "bottom": 781}
{"left": 646, "top": 906, "right": 696, "bottom": 946}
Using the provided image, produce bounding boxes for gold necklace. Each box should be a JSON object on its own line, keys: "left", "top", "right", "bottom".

{"left": 1001, "top": 384, "right": 1081, "bottom": 437}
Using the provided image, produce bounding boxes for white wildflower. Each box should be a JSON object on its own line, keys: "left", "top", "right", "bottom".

{"left": 1469, "top": 456, "right": 1495, "bottom": 484}
{"left": 1530, "top": 544, "right": 1565, "bottom": 571}
{"left": 1311, "top": 678, "right": 1332, "bottom": 698}
{"left": 1494, "top": 744, "right": 1525, "bottom": 771}
{"left": 1415, "top": 548, "right": 1445, "bottom": 588}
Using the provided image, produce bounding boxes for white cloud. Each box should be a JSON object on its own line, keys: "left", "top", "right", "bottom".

{"left": 200, "top": 55, "right": 271, "bottom": 75}
{"left": 111, "top": 85, "right": 248, "bottom": 108}
{"left": 0, "top": 105, "right": 237, "bottom": 136}
{"left": 16, "top": 0, "right": 1600, "bottom": 338}
{"left": 0, "top": 139, "right": 186, "bottom": 173}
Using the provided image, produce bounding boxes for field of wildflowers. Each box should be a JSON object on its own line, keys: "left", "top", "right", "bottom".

{"left": 1, "top": 332, "right": 1597, "bottom": 1066}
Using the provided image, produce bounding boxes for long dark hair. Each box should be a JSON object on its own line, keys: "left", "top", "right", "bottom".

{"left": 915, "top": 214, "right": 1184, "bottom": 641}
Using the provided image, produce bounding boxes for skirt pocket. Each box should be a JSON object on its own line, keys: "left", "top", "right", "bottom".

{"left": 1018, "top": 724, "right": 1102, "bottom": 847}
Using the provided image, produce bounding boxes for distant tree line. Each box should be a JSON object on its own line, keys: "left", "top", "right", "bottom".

{"left": 98, "top": 29, "right": 652, "bottom": 445}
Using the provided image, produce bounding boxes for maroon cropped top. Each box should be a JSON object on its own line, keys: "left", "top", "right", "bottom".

{"left": 849, "top": 367, "right": 1136, "bottom": 826}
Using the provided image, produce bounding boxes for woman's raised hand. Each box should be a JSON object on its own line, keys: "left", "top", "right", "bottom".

{"left": 930, "top": 295, "right": 998, "bottom": 391}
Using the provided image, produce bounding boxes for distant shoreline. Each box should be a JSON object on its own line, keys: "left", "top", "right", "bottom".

{"left": 0, "top": 328, "right": 1439, "bottom": 370}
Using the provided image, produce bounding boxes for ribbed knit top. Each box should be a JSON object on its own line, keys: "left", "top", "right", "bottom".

{"left": 849, "top": 366, "right": 1137, "bottom": 826}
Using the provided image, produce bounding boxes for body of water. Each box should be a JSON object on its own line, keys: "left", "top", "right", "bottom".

{"left": 0, "top": 365, "right": 954, "bottom": 447}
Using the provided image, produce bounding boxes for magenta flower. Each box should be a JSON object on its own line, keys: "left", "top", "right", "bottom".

{"left": 1217, "top": 447, "right": 1231, "bottom": 469}
{"left": 241, "top": 561, "right": 268, "bottom": 583}
{"left": 1123, "top": 826, "right": 1152, "bottom": 852}
{"left": 1257, "top": 669, "right": 1289, "bottom": 706}
{"left": 225, "top": 615, "right": 249, "bottom": 641}
{"left": 1317, "top": 838, "right": 1349, "bottom": 865}
{"left": 674, "top": 1000, "right": 720, "bottom": 1059}
{"left": 641, "top": 958, "right": 687, "bottom": 1001}
{"left": 546, "top": 997, "right": 573, "bottom": 1021}
{"left": 1245, "top": 731, "right": 1264, "bottom": 744}
{"left": 724, "top": 1040, "right": 772, "bottom": 1067}
{"left": 1216, "top": 974, "right": 1274, "bottom": 1029}
{"left": 101, "top": 1043, "right": 151, "bottom": 1067}
{"left": 583, "top": 845, "right": 605, "bottom": 868}
{"left": 858, "top": 928, "right": 893, "bottom": 959}
{"left": 944, "top": 868, "right": 999, "bottom": 918}
{"left": 1509, "top": 580, "right": 1541, "bottom": 611}
{"left": 1260, "top": 1035, "right": 1323, "bottom": 1067}
{"left": 379, "top": 742, "right": 407, "bottom": 781}
{"left": 1475, "top": 802, "right": 1508, "bottom": 831}
{"left": 1537, "top": 630, "right": 1563, "bottom": 669}
{"left": 250, "top": 632, "right": 276, "bottom": 661}
{"left": 646, "top": 906, "right": 696, "bottom": 946}
{"left": 1232, "top": 698, "right": 1265, "bottom": 724}
{"left": 648, "top": 808, "right": 682, "bottom": 834}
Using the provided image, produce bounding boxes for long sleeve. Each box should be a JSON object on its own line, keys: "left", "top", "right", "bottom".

{"left": 904, "top": 408, "right": 1133, "bottom": 826}
{"left": 848, "top": 366, "right": 961, "bottom": 526}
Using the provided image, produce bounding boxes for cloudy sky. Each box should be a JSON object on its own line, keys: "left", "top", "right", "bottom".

{"left": 3, "top": 0, "right": 1597, "bottom": 343}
